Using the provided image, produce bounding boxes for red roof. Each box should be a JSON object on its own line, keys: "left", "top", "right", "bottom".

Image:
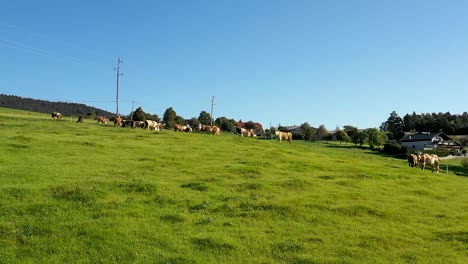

{"left": 236, "top": 121, "right": 264, "bottom": 131}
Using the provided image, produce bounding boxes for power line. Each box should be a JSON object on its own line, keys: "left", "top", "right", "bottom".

{"left": 0, "top": 39, "right": 84, "bottom": 65}
{"left": 0, "top": 21, "right": 115, "bottom": 61}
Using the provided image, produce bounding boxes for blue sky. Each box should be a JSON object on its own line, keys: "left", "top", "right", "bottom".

{"left": 1, "top": 0, "right": 467, "bottom": 129}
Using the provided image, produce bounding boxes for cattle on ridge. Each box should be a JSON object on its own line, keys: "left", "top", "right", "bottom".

{"left": 144, "top": 120, "right": 160, "bottom": 132}
{"left": 156, "top": 123, "right": 165, "bottom": 131}
{"left": 211, "top": 125, "right": 221, "bottom": 136}
{"left": 200, "top": 124, "right": 221, "bottom": 135}
{"left": 276, "top": 131, "right": 292, "bottom": 144}
{"left": 97, "top": 116, "right": 109, "bottom": 124}
{"left": 199, "top": 124, "right": 213, "bottom": 133}
{"left": 114, "top": 116, "right": 123, "bottom": 127}
{"left": 236, "top": 127, "right": 256, "bottom": 138}
{"left": 175, "top": 124, "right": 192, "bottom": 132}
{"left": 133, "top": 121, "right": 145, "bottom": 128}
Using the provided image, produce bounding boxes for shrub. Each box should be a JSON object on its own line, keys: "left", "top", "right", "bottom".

{"left": 383, "top": 143, "right": 407, "bottom": 156}
{"left": 461, "top": 159, "right": 468, "bottom": 169}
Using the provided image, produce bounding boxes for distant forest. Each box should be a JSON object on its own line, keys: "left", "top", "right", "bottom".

{"left": 0, "top": 94, "right": 114, "bottom": 117}
{"left": 381, "top": 111, "right": 468, "bottom": 139}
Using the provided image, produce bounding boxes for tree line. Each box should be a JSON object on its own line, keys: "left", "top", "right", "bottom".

{"left": 129, "top": 107, "right": 240, "bottom": 133}
{"left": 3, "top": 94, "right": 466, "bottom": 149}
{"left": 380, "top": 111, "right": 468, "bottom": 140}
{"left": 0, "top": 94, "right": 113, "bottom": 118}
{"left": 121, "top": 108, "right": 468, "bottom": 151}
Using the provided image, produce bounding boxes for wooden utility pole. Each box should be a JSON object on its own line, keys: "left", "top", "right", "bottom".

{"left": 210, "top": 96, "right": 215, "bottom": 126}
{"left": 130, "top": 99, "right": 135, "bottom": 121}
{"left": 115, "top": 58, "right": 123, "bottom": 116}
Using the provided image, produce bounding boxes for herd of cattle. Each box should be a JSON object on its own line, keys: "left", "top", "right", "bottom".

{"left": 51, "top": 112, "right": 285, "bottom": 140}
{"left": 407, "top": 152, "right": 440, "bottom": 173}
{"left": 52, "top": 112, "right": 446, "bottom": 172}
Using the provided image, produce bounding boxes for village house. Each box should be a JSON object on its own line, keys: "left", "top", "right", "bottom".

{"left": 399, "top": 132, "right": 461, "bottom": 151}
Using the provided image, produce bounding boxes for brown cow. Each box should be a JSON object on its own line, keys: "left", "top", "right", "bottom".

{"left": 200, "top": 124, "right": 221, "bottom": 135}
{"left": 276, "top": 131, "right": 292, "bottom": 144}
{"left": 97, "top": 116, "right": 109, "bottom": 124}
{"left": 407, "top": 153, "right": 419, "bottom": 168}
{"left": 211, "top": 125, "right": 221, "bottom": 136}
{"left": 200, "top": 124, "right": 213, "bottom": 133}
{"left": 156, "top": 123, "right": 165, "bottom": 131}
{"left": 237, "top": 127, "right": 256, "bottom": 138}
{"left": 419, "top": 153, "right": 440, "bottom": 173}
{"left": 174, "top": 124, "right": 192, "bottom": 132}
{"left": 114, "top": 116, "right": 123, "bottom": 127}
{"left": 248, "top": 129, "right": 256, "bottom": 138}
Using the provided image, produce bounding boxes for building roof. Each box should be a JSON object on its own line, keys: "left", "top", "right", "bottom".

{"left": 236, "top": 121, "right": 264, "bottom": 131}
{"left": 285, "top": 125, "right": 302, "bottom": 132}
{"left": 399, "top": 132, "right": 452, "bottom": 142}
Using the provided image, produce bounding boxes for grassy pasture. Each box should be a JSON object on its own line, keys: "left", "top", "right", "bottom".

{"left": 0, "top": 107, "right": 467, "bottom": 263}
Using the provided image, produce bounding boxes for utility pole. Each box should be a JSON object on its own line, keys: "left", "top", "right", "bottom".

{"left": 270, "top": 121, "right": 272, "bottom": 140}
{"left": 130, "top": 99, "right": 135, "bottom": 121}
{"left": 114, "top": 58, "right": 123, "bottom": 116}
{"left": 210, "top": 96, "right": 215, "bottom": 126}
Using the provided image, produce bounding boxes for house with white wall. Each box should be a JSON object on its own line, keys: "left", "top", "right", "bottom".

{"left": 399, "top": 132, "right": 461, "bottom": 151}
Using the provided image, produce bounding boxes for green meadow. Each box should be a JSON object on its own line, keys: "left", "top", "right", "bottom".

{"left": 0, "top": 107, "right": 466, "bottom": 263}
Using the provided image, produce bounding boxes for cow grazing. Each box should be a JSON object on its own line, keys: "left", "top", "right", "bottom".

{"left": 174, "top": 124, "right": 192, "bottom": 132}
{"left": 122, "top": 120, "right": 133, "bottom": 128}
{"left": 51, "top": 112, "right": 63, "bottom": 119}
{"left": 156, "top": 123, "right": 165, "bottom": 131}
{"left": 211, "top": 125, "right": 221, "bottom": 135}
{"left": 248, "top": 129, "right": 256, "bottom": 138}
{"left": 419, "top": 153, "right": 440, "bottom": 173}
{"left": 77, "top": 115, "right": 84, "bottom": 123}
{"left": 114, "top": 116, "right": 123, "bottom": 127}
{"left": 97, "top": 116, "right": 109, "bottom": 124}
{"left": 144, "top": 120, "right": 159, "bottom": 131}
{"left": 240, "top": 128, "right": 249, "bottom": 137}
{"left": 407, "top": 153, "right": 419, "bottom": 168}
{"left": 200, "top": 124, "right": 220, "bottom": 135}
{"left": 200, "top": 125, "right": 213, "bottom": 133}
{"left": 134, "top": 121, "right": 145, "bottom": 128}
{"left": 237, "top": 127, "right": 248, "bottom": 137}
{"left": 275, "top": 131, "right": 293, "bottom": 144}
{"left": 236, "top": 127, "right": 256, "bottom": 138}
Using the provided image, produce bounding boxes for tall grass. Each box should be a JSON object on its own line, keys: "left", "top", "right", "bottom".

{"left": 0, "top": 107, "right": 467, "bottom": 263}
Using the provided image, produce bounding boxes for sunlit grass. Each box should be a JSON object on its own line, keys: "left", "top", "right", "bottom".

{"left": 0, "top": 107, "right": 467, "bottom": 263}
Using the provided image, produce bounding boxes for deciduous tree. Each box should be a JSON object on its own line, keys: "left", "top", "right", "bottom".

{"left": 300, "top": 122, "right": 315, "bottom": 141}
{"left": 334, "top": 128, "right": 349, "bottom": 144}
{"left": 163, "top": 107, "right": 176, "bottom": 128}
{"left": 365, "top": 128, "right": 388, "bottom": 149}
{"left": 215, "top": 117, "right": 236, "bottom": 132}
{"left": 316, "top": 125, "right": 328, "bottom": 141}
{"left": 198, "top": 111, "right": 212, "bottom": 125}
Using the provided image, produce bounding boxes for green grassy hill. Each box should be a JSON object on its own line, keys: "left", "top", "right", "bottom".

{"left": 0, "top": 107, "right": 466, "bottom": 263}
